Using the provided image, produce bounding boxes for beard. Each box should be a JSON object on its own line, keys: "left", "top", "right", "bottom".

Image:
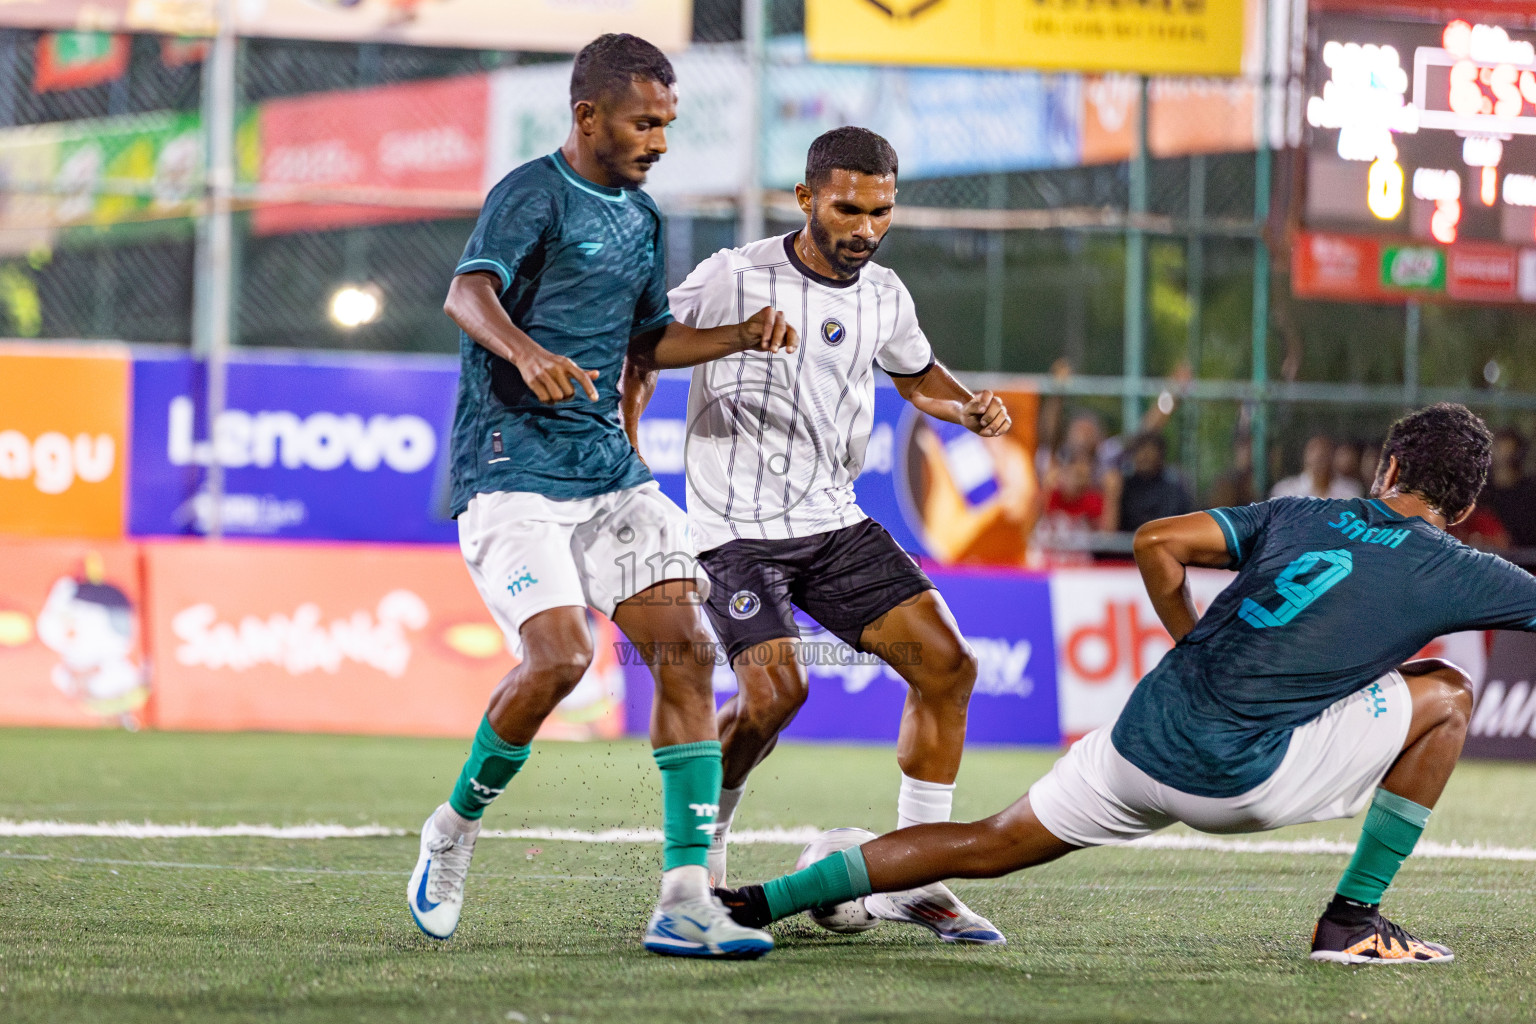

{"left": 809, "top": 213, "right": 879, "bottom": 278}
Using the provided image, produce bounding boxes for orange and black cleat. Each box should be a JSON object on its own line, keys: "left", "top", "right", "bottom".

{"left": 1309, "top": 911, "right": 1454, "bottom": 964}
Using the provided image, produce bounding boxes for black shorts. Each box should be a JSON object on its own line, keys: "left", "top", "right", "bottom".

{"left": 697, "top": 519, "right": 935, "bottom": 664}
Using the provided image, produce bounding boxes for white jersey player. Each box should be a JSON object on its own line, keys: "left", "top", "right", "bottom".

{"left": 630, "top": 126, "right": 1014, "bottom": 944}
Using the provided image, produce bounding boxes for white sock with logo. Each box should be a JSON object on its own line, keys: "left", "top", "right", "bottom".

{"left": 434, "top": 802, "right": 479, "bottom": 839}
{"left": 897, "top": 773, "right": 956, "bottom": 830}
{"left": 659, "top": 864, "right": 710, "bottom": 909}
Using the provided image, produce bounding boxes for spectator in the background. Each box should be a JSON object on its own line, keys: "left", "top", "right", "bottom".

{"left": 1358, "top": 441, "right": 1381, "bottom": 496}
{"left": 1484, "top": 429, "right": 1536, "bottom": 554}
{"left": 1119, "top": 432, "right": 1193, "bottom": 532}
{"left": 1208, "top": 432, "right": 1257, "bottom": 509}
{"left": 1036, "top": 357, "right": 1190, "bottom": 481}
{"left": 1332, "top": 441, "right": 1364, "bottom": 497}
{"left": 1270, "top": 434, "right": 1362, "bottom": 499}
{"left": 1034, "top": 445, "right": 1117, "bottom": 566}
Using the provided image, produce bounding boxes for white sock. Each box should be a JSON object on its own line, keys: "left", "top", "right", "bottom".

{"left": 897, "top": 773, "right": 956, "bottom": 830}
{"left": 711, "top": 784, "right": 746, "bottom": 849}
{"left": 434, "top": 802, "right": 479, "bottom": 838}
{"left": 659, "top": 864, "right": 710, "bottom": 908}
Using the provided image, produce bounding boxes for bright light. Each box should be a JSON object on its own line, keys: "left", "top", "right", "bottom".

{"left": 1431, "top": 199, "right": 1461, "bottom": 243}
{"left": 1483, "top": 166, "right": 1499, "bottom": 205}
{"left": 1367, "top": 158, "right": 1405, "bottom": 220}
{"left": 1308, "top": 39, "right": 1417, "bottom": 162}
{"left": 329, "top": 285, "right": 382, "bottom": 328}
{"left": 1504, "top": 173, "right": 1536, "bottom": 206}
{"left": 1463, "top": 135, "right": 1504, "bottom": 167}
{"left": 1485, "top": 359, "right": 1502, "bottom": 385}
{"left": 1412, "top": 167, "right": 1461, "bottom": 201}
{"left": 1444, "top": 19, "right": 1473, "bottom": 58}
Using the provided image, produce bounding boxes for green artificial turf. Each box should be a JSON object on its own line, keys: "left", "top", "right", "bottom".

{"left": 2, "top": 728, "right": 1534, "bottom": 1023}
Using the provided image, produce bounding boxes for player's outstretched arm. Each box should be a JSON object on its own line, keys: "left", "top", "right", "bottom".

{"left": 444, "top": 271, "right": 599, "bottom": 403}
{"left": 890, "top": 362, "right": 1011, "bottom": 437}
{"left": 637, "top": 306, "right": 798, "bottom": 370}
{"left": 619, "top": 337, "right": 660, "bottom": 458}
{"left": 1132, "top": 511, "right": 1235, "bottom": 641}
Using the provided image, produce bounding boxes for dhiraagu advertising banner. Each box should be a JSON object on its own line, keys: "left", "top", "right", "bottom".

{"left": 128, "top": 351, "right": 458, "bottom": 543}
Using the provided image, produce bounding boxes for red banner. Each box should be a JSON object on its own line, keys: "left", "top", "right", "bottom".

{"left": 254, "top": 74, "right": 488, "bottom": 235}
{"left": 34, "top": 31, "right": 128, "bottom": 93}
{"left": 1291, "top": 229, "right": 1536, "bottom": 304}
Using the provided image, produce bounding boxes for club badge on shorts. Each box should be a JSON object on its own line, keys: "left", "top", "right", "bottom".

{"left": 729, "top": 590, "right": 761, "bottom": 620}
{"left": 821, "top": 318, "right": 846, "bottom": 346}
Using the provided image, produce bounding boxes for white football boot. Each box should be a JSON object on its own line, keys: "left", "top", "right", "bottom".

{"left": 407, "top": 805, "right": 480, "bottom": 940}
{"left": 865, "top": 882, "right": 1007, "bottom": 944}
{"left": 643, "top": 894, "right": 774, "bottom": 959}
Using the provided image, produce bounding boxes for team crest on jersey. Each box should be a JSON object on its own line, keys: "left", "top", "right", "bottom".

{"left": 821, "top": 318, "right": 847, "bottom": 346}
{"left": 729, "top": 590, "right": 761, "bottom": 620}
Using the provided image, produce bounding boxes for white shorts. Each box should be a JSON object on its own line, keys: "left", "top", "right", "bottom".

{"left": 1029, "top": 671, "right": 1413, "bottom": 847}
{"left": 458, "top": 482, "right": 709, "bottom": 653}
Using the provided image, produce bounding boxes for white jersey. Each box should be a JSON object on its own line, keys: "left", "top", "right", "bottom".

{"left": 668, "top": 232, "right": 934, "bottom": 552}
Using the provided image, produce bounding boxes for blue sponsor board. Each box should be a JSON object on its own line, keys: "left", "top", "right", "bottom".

{"left": 129, "top": 351, "right": 459, "bottom": 543}
{"left": 621, "top": 567, "right": 1059, "bottom": 746}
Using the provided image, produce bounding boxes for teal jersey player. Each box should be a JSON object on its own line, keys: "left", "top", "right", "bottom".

{"left": 1113, "top": 493, "right": 1536, "bottom": 797}
{"left": 408, "top": 32, "right": 798, "bottom": 962}
{"left": 715, "top": 403, "right": 1533, "bottom": 967}
{"left": 447, "top": 148, "right": 671, "bottom": 513}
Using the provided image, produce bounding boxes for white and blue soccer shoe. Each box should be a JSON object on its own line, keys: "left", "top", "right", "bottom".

{"left": 865, "top": 882, "right": 1007, "bottom": 945}
{"left": 407, "top": 806, "right": 480, "bottom": 940}
{"left": 643, "top": 895, "right": 774, "bottom": 959}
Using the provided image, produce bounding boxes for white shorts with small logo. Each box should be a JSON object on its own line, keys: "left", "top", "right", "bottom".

{"left": 1029, "top": 671, "right": 1413, "bottom": 847}
{"left": 458, "top": 482, "right": 710, "bottom": 654}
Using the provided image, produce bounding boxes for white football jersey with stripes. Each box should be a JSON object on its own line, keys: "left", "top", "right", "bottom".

{"left": 668, "top": 232, "right": 935, "bottom": 553}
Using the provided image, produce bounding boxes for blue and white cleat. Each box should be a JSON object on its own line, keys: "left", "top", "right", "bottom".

{"left": 407, "top": 805, "right": 479, "bottom": 940}
{"left": 865, "top": 882, "right": 1007, "bottom": 945}
{"left": 643, "top": 896, "right": 774, "bottom": 959}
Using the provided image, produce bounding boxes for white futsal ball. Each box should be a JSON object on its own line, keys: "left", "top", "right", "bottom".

{"left": 795, "top": 827, "right": 880, "bottom": 934}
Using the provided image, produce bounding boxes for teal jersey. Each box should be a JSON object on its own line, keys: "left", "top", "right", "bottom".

{"left": 1112, "top": 496, "right": 1536, "bottom": 797}
{"left": 448, "top": 150, "right": 673, "bottom": 514}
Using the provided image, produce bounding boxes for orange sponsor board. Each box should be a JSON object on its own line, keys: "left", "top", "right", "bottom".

{"left": 1080, "top": 76, "right": 1256, "bottom": 165}
{"left": 0, "top": 345, "right": 129, "bottom": 538}
{"left": 0, "top": 538, "right": 149, "bottom": 728}
{"left": 144, "top": 540, "right": 624, "bottom": 739}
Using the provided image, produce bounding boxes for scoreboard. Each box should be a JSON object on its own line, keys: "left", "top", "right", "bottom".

{"left": 1299, "top": 10, "right": 1536, "bottom": 302}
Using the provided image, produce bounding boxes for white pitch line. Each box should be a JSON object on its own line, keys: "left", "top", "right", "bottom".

{"left": 3, "top": 820, "right": 1535, "bottom": 862}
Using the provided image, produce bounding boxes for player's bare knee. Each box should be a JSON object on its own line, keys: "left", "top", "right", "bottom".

{"left": 907, "top": 640, "right": 978, "bottom": 707}
{"left": 529, "top": 648, "right": 592, "bottom": 698}
{"left": 733, "top": 662, "right": 808, "bottom": 734}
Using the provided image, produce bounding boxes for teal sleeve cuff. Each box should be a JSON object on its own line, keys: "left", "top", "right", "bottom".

{"left": 841, "top": 847, "right": 873, "bottom": 898}
{"left": 653, "top": 740, "right": 723, "bottom": 767}
{"left": 632, "top": 309, "right": 674, "bottom": 335}
{"left": 1207, "top": 508, "right": 1241, "bottom": 566}
{"left": 456, "top": 257, "right": 513, "bottom": 295}
{"left": 1372, "top": 787, "right": 1432, "bottom": 828}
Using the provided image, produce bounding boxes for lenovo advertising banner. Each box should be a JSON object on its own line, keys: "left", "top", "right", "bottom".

{"left": 621, "top": 568, "right": 1060, "bottom": 747}
{"left": 0, "top": 344, "right": 129, "bottom": 539}
{"left": 128, "top": 351, "right": 459, "bottom": 543}
{"left": 142, "top": 540, "right": 624, "bottom": 740}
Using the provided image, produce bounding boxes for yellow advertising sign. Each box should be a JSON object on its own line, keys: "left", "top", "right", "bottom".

{"left": 806, "top": 0, "right": 1247, "bottom": 77}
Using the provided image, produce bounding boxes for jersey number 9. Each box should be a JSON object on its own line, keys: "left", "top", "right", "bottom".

{"left": 1238, "top": 549, "right": 1354, "bottom": 629}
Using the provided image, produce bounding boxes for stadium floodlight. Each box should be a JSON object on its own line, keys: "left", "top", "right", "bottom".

{"left": 329, "top": 284, "right": 383, "bottom": 328}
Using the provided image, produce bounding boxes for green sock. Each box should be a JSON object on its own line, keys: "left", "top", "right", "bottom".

{"left": 654, "top": 741, "right": 723, "bottom": 871}
{"left": 447, "top": 716, "right": 530, "bottom": 820}
{"left": 763, "top": 848, "right": 873, "bottom": 921}
{"left": 1334, "top": 788, "right": 1432, "bottom": 906}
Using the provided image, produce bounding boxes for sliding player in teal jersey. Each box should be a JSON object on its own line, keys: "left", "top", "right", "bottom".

{"left": 718, "top": 402, "right": 1536, "bottom": 964}
{"left": 408, "top": 34, "right": 797, "bottom": 959}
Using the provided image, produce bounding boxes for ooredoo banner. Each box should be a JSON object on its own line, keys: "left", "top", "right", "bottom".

{"left": 0, "top": 538, "right": 148, "bottom": 729}
{"left": 255, "top": 74, "right": 489, "bottom": 236}
{"left": 621, "top": 567, "right": 1061, "bottom": 746}
{"left": 128, "top": 351, "right": 458, "bottom": 543}
{"left": 0, "top": 345, "right": 129, "bottom": 539}
{"left": 143, "top": 540, "right": 624, "bottom": 740}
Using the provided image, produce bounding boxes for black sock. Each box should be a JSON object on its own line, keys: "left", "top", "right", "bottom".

{"left": 715, "top": 885, "right": 772, "bottom": 928}
{"left": 1323, "top": 893, "right": 1378, "bottom": 928}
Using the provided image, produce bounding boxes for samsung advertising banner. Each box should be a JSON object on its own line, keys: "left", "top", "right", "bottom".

{"left": 129, "top": 351, "right": 458, "bottom": 543}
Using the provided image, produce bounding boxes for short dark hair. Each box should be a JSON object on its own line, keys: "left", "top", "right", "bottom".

{"left": 570, "top": 34, "right": 675, "bottom": 107}
{"left": 1380, "top": 402, "right": 1493, "bottom": 520}
{"left": 805, "top": 126, "right": 898, "bottom": 189}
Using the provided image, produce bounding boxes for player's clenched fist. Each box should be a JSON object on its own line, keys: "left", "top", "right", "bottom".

{"left": 514, "top": 342, "right": 601, "bottom": 403}
{"left": 962, "top": 389, "right": 1011, "bottom": 437}
{"left": 738, "top": 305, "right": 798, "bottom": 355}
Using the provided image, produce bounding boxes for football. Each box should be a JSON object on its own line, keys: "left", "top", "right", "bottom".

{"left": 795, "top": 827, "right": 881, "bottom": 934}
